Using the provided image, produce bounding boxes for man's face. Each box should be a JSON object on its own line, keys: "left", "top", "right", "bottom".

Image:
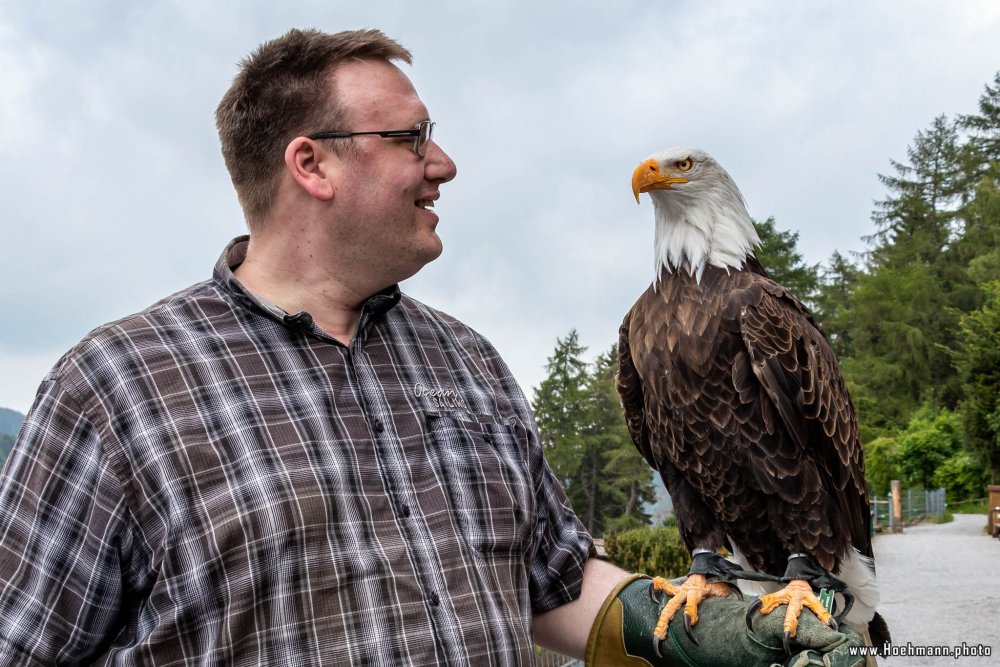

{"left": 327, "top": 59, "right": 457, "bottom": 286}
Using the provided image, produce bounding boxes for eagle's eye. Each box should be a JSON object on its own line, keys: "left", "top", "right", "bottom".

{"left": 675, "top": 158, "right": 693, "bottom": 172}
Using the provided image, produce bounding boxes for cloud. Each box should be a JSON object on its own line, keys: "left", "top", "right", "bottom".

{"left": 2, "top": 0, "right": 999, "bottom": 412}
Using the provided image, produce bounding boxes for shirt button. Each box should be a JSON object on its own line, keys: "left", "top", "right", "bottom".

{"left": 429, "top": 592, "right": 441, "bottom": 607}
{"left": 373, "top": 419, "right": 385, "bottom": 433}
{"left": 399, "top": 504, "right": 411, "bottom": 518}
{"left": 284, "top": 311, "right": 313, "bottom": 327}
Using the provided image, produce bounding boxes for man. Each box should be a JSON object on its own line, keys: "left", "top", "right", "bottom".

{"left": 0, "top": 28, "right": 862, "bottom": 666}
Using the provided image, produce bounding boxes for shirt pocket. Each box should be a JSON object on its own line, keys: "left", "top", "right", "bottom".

{"left": 423, "top": 411, "right": 536, "bottom": 557}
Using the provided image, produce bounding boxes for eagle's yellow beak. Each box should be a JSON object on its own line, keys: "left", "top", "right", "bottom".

{"left": 632, "top": 158, "right": 689, "bottom": 203}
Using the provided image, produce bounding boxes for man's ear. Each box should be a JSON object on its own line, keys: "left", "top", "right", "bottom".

{"left": 284, "top": 137, "right": 336, "bottom": 202}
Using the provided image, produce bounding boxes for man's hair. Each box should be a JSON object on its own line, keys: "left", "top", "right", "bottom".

{"left": 215, "top": 28, "right": 412, "bottom": 229}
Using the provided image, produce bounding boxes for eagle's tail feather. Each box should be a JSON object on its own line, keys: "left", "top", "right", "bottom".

{"left": 867, "top": 612, "right": 891, "bottom": 653}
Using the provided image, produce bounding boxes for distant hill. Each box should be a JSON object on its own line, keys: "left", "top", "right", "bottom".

{"left": 0, "top": 433, "right": 13, "bottom": 468}
{"left": 0, "top": 408, "right": 24, "bottom": 437}
{"left": 644, "top": 472, "right": 674, "bottom": 525}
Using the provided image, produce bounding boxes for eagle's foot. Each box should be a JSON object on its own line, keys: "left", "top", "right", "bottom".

{"left": 745, "top": 579, "right": 836, "bottom": 652}
{"left": 649, "top": 574, "right": 731, "bottom": 642}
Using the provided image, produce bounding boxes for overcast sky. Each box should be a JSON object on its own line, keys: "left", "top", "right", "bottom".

{"left": 1, "top": 1, "right": 998, "bottom": 414}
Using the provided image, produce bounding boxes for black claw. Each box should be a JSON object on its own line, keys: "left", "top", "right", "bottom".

{"left": 745, "top": 598, "right": 762, "bottom": 632}
{"left": 727, "top": 582, "right": 744, "bottom": 600}
{"left": 835, "top": 590, "right": 855, "bottom": 624}
{"left": 782, "top": 631, "right": 793, "bottom": 655}
{"left": 648, "top": 581, "right": 662, "bottom": 604}
{"left": 827, "top": 615, "right": 839, "bottom": 632}
{"left": 652, "top": 634, "right": 663, "bottom": 659}
{"left": 683, "top": 613, "right": 699, "bottom": 646}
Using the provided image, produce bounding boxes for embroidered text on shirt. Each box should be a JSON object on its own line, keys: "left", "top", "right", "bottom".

{"left": 414, "top": 383, "right": 469, "bottom": 411}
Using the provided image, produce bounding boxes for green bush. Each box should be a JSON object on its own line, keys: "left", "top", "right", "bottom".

{"left": 945, "top": 497, "right": 989, "bottom": 515}
{"left": 604, "top": 526, "right": 691, "bottom": 577}
{"left": 896, "top": 405, "right": 963, "bottom": 489}
{"left": 932, "top": 450, "right": 989, "bottom": 502}
{"left": 603, "top": 513, "right": 646, "bottom": 535}
{"left": 864, "top": 436, "right": 900, "bottom": 496}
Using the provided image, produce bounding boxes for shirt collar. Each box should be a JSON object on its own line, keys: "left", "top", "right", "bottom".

{"left": 213, "top": 236, "right": 403, "bottom": 333}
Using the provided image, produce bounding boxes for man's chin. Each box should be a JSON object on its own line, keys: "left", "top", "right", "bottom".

{"left": 419, "top": 234, "right": 444, "bottom": 263}
{"left": 397, "top": 241, "right": 443, "bottom": 283}
{"left": 427, "top": 239, "right": 443, "bottom": 262}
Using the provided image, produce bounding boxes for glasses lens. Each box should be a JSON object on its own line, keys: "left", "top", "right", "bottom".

{"left": 415, "top": 121, "right": 434, "bottom": 156}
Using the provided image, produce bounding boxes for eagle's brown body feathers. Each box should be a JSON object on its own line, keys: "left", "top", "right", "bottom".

{"left": 618, "top": 260, "right": 871, "bottom": 576}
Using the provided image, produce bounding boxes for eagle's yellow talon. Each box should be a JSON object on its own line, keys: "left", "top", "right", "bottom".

{"left": 650, "top": 573, "right": 733, "bottom": 640}
{"left": 650, "top": 576, "right": 681, "bottom": 596}
{"left": 756, "top": 579, "right": 830, "bottom": 639}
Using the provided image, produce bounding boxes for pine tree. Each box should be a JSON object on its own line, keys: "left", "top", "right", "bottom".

{"left": 952, "top": 71, "right": 1000, "bottom": 484}
{"left": 958, "top": 164, "right": 1000, "bottom": 289}
{"left": 959, "top": 70, "right": 1000, "bottom": 171}
{"left": 752, "top": 217, "right": 820, "bottom": 307}
{"left": 585, "top": 346, "right": 655, "bottom": 534}
{"left": 531, "top": 330, "right": 589, "bottom": 493}
{"left": 955, "top": 281, "right": 1000, "bottom": 483}
{"left": 867, "top": 115, "right": 969, "bottom": 268}
{"left": 843, "top": 115, "right": 976, "bottom": 427}
{"left": 841, "top": 262, "right": 951, "bottom": 431}
{"left": 813, "top": 250, "right": 861, "bottom": 357}
{"left": 532, "top": 335, "right": 656, "bottom": 536}
{"left": 952, "top": 76, "right": 1000, "bottom": 310}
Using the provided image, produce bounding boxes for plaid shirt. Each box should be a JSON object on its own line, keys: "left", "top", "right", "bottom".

{"left": 0, "top": 237, "right": 592, "bottom": 666}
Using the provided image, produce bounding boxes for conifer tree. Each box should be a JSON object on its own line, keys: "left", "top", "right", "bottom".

{"left": 955, "top": 281, "right": 1000, "bottom": 483}
{"left": 951, "top": 75, "right": 1000, "bottom": 318}
{"left": 532, "top": 330, "right": 589, "bottom": 492}
{"left": 868, "top": 115, "right": 968, "bottom": 268}
{"left": 533, "top": 335, "right": 656, "bottom": 535}
{"left": 962, "top": 169, "right": 1000, "bottom": 288}
{"left": 841, "top": 262, "right": 951, "bottom": 430}
{"left": 844, "top": 115, "right": 975, "bottom": 425}
{"left": 813, "top": 251, "right": 860, "bottom": 357}
{"left": 959, "top": 70, "right": 1000, "bottom": 170}
{"left": 752, "top": 217, "right": 821, "bottom": 307}
{"left": 585, "top": 346, "right": 654, "bottom": 534}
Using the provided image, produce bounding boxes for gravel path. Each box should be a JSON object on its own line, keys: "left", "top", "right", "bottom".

{"left": 873, "top": 513, "right": 999, "bottom": 665}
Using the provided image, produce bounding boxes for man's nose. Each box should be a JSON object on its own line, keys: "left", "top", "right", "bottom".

{"left": 424, "top": 140, "right": 457, "bottom": 183}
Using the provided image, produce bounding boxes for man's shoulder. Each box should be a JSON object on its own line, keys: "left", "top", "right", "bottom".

{"left": 396, "top": 293, "right": 491, "bottom": 348}
{"left": 394, "top": 294, "right": 532, "bottom": 417}
{"left": 48, "top": 279, "right": 227, "bottom": 384}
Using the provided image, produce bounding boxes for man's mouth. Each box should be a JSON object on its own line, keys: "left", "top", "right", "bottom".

{"left": 415, "top": 199, "right": 435, "bottom": 209}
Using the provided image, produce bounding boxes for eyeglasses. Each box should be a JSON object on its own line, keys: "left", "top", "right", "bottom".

{"left": 309, "top": 120, "right": 435, "bottom": 157}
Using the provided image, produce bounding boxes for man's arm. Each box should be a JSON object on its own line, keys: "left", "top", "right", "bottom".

{"left": 532, "top": 557, "right": 630, "bottom": 659}
{"left": 0, "top": 379, "right": 136, "bottom": 664}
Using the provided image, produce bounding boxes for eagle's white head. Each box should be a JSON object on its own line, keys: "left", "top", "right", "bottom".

{"left": 632, "top": 147, "right": 760, "bottom": 283}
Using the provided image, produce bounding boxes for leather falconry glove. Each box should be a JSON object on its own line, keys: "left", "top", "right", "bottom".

{"left": 586, "top": 574, "right": 867, "bottom": 667}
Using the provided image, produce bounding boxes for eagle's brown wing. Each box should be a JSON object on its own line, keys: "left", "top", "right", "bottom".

{"left": 735, "top": 281, "right": 871, "bottom": 558}
{"left": 617, "top": 309, "right": 655, "bottom": 469}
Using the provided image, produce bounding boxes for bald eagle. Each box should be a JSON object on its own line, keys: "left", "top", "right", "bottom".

{"left": 618, "top": 148, "right": 889, "bottom": 651}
